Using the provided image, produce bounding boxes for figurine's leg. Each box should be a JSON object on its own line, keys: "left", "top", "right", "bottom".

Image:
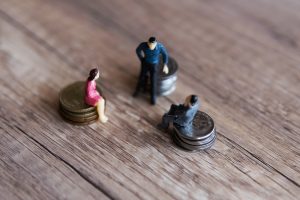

{"left": 161, "top": 113, "right": 170, "bottom": 128}
{"left": 142, "top": 74, "right": 149, "bottom": 93}
{"left": 133, "top": 63, "right": 148, "bottom": 97}
{"left": 150, "top": 64, "right": 158, "bottom": 105}
{"left": 97, "top": 98, "right": 108, "bottom": 123}
{"left": 158, "top": 113, "right": 173, "bottom": 129}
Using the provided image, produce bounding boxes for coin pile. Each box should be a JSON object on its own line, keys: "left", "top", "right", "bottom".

{"left": 59, "top": 81, "right": 102, "bottom": 125}
{"left": 157, "top": 56, "right": 178, "bottom": 96}
{"left": 172, "top": 111, "right": 216, "bottom": 151}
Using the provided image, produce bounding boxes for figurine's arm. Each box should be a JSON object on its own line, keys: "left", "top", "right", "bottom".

{"left": 167, "top": 104, "right": 179, "bottom": 116}
{"left": 136, "top": 43, "right": 144, "bottom": 62}
{"left": 160, "top": 44, "right": 169, "bottom": 74}
{"left": 160, "top": 44, "right": 168, "bottom": 65}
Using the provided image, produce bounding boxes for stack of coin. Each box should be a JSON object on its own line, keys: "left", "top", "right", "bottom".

{"left": 59, "top": 81, "right": 102, "bottom": 125}
{"left": 157, "top": 56, "right": 178, "bottom": 96}
{"left": 172, "top": 111, "right": 217, "bottom": 151}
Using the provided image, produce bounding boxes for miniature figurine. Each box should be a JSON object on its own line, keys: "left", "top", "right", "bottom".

{"left": 158, "top": 95, "right": 217, "bottom": 151}
{"left": 85, "top": 68, "right": 108, "bottom": 123}
{"left": 133, "top": 36, "right": 169, "bottom": 105}
{"left": 158, "top": 95, "right": 199, "bottom": 129}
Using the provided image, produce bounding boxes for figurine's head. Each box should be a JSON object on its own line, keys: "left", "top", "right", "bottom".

{"left": 88, "top": 68, "right": 100, "bottom": 81}
{"left": 184, "top": 95, "right": 198, "bottom": 108}
{"left": 147, "top": 37, "right": 157, "bottom": 50}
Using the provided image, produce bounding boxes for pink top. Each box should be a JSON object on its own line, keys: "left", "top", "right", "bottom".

{"left": 85, "top": 80, "right": 101, "bottom": 106}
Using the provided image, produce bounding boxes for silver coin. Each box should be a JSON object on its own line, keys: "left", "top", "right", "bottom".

{"left": 143, "top": 56, "right": 178, "bottom": 96}
{"left": 173, "top": 130, "right": 216, "bottom": 151}
{"left": 175, "top": 111, "right": 215, "bottom": 141}
{"left": 158, "top": 76, "right": 177, "bottom": 88}
{"left": 171, "top": 111, "right": 217, "bottom": 151}
{"left": 174, "top": 127, "right": 216, "bottom": 146}
{"left": 158, "top": 85, "right": 173, "bottom": 93}
{"left": 158, "top": 83, "right": 176, "bottom": 93}
{"left": 157, "top": 85, "right": 176, "bottom": 96}
{"left": 157, "top": 56, "right": 178, "bottom": 96}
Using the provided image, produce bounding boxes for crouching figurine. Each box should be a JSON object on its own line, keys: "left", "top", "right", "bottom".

{"left": 158, "top": 95, "right": 199, "bottom": 129}
{"left": 158, "top": 95, "right": 217, "bottom": 151}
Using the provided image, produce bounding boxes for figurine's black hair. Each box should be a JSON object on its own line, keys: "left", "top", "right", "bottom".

{"left": 88, "top": 68, "right": 99, "bottom": 81}
{"left": 148, "top": 37, "right": 156, "bottom": 43}
{"left": 190, "top": 95, "right": 198, "bottom": 106}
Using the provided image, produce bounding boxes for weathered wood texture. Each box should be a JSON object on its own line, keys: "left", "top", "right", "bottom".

{"left": 0, "top": 0, "right": 299, "bottom": 199}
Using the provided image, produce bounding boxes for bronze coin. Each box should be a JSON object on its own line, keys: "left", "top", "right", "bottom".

{"left": 59, "top": 108, "right": 98, "bottom": 123}
{"left": 59, "top": 81, "right": 105, "bottom": 113}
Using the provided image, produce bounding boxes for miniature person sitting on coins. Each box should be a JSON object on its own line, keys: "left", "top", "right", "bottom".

{"left": 158, "top": 95, "right": 199, "bottom": 129}
{"left": 133, "top": 36, "right": 169, "bottom": 105}
{"left": 85, "top": 68, "right": 108, "bottom": 123}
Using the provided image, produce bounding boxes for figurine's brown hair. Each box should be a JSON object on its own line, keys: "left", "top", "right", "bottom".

{"left": 88, "top": 68, "right": 99, "bottom": 81}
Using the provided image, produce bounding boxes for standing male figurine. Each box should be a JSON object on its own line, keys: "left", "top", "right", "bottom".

{"left": 133, "top": 37, "right": 169, "bottom": 105}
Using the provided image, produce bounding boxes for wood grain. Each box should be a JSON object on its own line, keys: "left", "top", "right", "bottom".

{"left": 0, "top": 0, "right": 299, "bottom": 199}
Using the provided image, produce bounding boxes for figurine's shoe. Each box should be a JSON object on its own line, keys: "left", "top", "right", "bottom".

{"left": 132, "top": 91, "right": 139, "bottom": 97}
{"left": 157, "top": 123, "right": 168, "bottom": 131}
{"left": 100, "top": 116, "right": 108, "bottom": 123}
{"left": 151, "top": 99, "right": 156, "bottom": 105}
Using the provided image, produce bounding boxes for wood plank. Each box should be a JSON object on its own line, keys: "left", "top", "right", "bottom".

{"left": 0, "top": 120, "right": 110, "bottom": 200}
{"left": 0, "top": 0, "right": 299, "bottom": 199}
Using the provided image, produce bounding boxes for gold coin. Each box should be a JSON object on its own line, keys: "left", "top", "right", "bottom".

{"left": 59, "top": 108, "right": 98, "bottom": 123}
{"left": 59, "top": 103, "right": 97, "bottom": 118}
{"left": 59, "top": 81, "right": 104, "bottom": 113}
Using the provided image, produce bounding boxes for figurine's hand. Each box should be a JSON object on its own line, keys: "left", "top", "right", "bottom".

{"left": 163, "top": 64, "right": 169, "bottom": 74}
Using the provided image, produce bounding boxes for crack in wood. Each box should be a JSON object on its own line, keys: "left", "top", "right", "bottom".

{"left": 14, "top": 125, "right": 114, "bottom": 200}
{"left": 218, "top": 132, "right": 300, "bottom": 188}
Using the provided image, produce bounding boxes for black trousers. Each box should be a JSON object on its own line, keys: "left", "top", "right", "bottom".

{"left": 135, "top": 61, "right": 158, "bottom": 104}
{"left": 160, "top": 113, "right": 176, "bottom": 129}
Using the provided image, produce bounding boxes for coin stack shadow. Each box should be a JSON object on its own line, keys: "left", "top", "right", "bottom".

{"left": 157, "top": 56, "right": 178, "bottom": 96}
{"left": 172, "top": 111, "right": 217, "bottom": 151}
{"left": 59, "top": 81, "right": 102, "bottom": 125}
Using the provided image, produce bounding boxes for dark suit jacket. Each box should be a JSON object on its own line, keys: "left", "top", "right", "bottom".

{"left": 168, "top": 102, "right": 199, "bottom": 127}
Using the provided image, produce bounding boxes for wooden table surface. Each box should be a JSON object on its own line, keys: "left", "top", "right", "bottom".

{"left": 0, "top": 0, "right": 300, "bottom": 199}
